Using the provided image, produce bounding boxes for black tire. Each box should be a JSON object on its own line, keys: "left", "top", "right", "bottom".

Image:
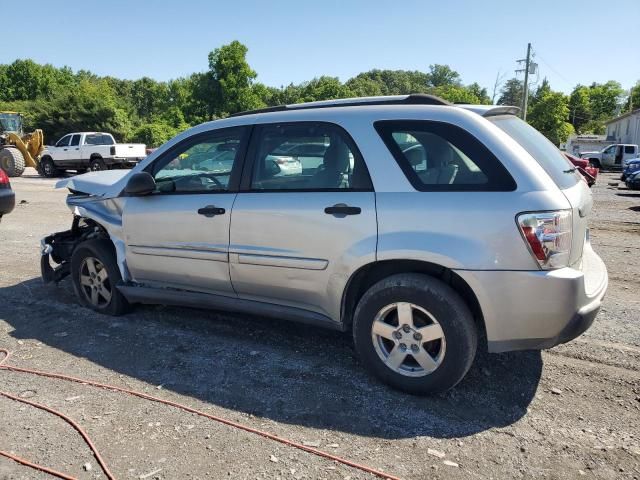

{"left": 0, "top": 147, "right": 26, "bottom": 177}
{"left": 90, "top": 158, "right": 107, "bottom": 171}
{"left": 352, "top": 273, "right": 477, "bottom": 395}
{"left": 76, "top": 168, "right": 88, "bottom": 174}
{"left": 70, "top": 239, "right": 130, "bottom": 316}
{"left": 39, "top": 157, "right": 60, "bottom": 178}
{"left": 589, "top": 159, "right": 601, "bottom": 169}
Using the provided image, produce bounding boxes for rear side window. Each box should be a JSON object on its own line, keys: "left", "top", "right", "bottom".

{"left": 489, "top": 115, "right": 580, "bottom": 189}
{"left": 625, "top": 145, "right": 635, "bottom": 154}
{"left": 375, "top": 120, "right": 516, "bottom": 191}
{"left": 84, "top": 134, "right": 115, "bottom": 145}
{"left": 248, "top": 122, "right": 373, "bottom": 191}
{"left": 70, "top": 134, "right": 81, "bottom": 146}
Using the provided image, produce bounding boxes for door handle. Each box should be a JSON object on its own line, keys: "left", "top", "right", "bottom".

{"left": 324, "top": 204, "right": 361, "bottom": 216}
{"left": 197, "top": 205, "right": 226, "bottom": 217}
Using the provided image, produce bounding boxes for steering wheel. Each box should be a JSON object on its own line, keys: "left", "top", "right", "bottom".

{"left": 204, "top": 175, "right": 223, "bottom": 188}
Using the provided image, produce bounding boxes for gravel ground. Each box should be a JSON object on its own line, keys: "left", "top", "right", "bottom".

{"left": 0, "top": 169, "right": 639, "bottom": 480}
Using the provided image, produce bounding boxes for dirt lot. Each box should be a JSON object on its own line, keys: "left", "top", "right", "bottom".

{"left": 0, "top": 169, "right": 639, "bottom": 480}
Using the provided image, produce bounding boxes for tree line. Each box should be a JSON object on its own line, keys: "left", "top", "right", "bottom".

{"left": 1, "top": 40, "right": 636, "bottom": 147}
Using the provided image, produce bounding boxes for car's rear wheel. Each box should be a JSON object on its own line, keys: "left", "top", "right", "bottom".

{"left": 70, "top": 239, "right": 129, "bottom": 316}
{"left": 353, "top": 273, "right": 477, "bottom": 394}
{"left": 90, "top": 158, "right": 107, "bottom": 171}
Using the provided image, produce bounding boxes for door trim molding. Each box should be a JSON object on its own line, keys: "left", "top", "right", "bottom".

{"left": 234, "top": 252, "right": 328, "bottom": 270}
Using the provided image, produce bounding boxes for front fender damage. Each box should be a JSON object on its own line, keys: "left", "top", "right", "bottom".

{"left": 41, "top": 196, "right": 129, "bottom": 284}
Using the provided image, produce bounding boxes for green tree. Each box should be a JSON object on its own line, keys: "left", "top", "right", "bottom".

{"left": 624, "top": 80, "right": 640, "bottom": 112}
{"left": 588, "top": 81, "right": 624, "bottom": 121}
{"left": 497, "top": 78, "right": 523, "bottom": 107}
{"left": 568, "top": 85, "right": 592, "bottom": 133}
{"left": 207, "top": 40, "right": 264, "bottom": 117}
{"left": 428, "top": 64, "right": 461, "bottom": 87}
{"left": 528, "top": 89, "right": 574, "bottom": 145}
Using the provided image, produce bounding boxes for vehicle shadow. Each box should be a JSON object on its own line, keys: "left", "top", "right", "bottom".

{"left": 0, "top": 277, "right": 543, "bottom": 439}
{"left": 616, "top": 192, "right": 640, "bottom": 198}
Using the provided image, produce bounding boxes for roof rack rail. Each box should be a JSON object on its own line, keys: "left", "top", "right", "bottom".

{"left": 229, "top": 94, "right": 451, "bottom": 118}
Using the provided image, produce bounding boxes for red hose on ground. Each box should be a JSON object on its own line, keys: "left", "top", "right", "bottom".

{"left": 0, "top": 349, "right": 401, "bottom": 480}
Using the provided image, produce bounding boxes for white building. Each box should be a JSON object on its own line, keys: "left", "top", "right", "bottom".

{"left": 605, "top": 109, "right": 640, "bottom": 146}
{"left": 562, "top": 134, "right": 609, "bottom": 155}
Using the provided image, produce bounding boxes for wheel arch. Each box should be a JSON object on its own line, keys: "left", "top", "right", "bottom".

{"left": 90, "top": 153, "right": 103, "bottom": 160}
{"left": 341, "top": 259, "right": 487, "bottom": 347}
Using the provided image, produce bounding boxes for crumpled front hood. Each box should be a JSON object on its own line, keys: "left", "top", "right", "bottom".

{"left": 56, "top": 170, "right": 130, "bottom": 197}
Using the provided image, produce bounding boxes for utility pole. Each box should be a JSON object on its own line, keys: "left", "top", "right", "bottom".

{"left": 520, "top": 43, "right": 532, "bottom": 120}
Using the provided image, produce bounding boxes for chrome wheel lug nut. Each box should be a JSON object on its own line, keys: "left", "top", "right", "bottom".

{"left": 411, "top": 344, "right": 419, "bottom": 352}
{"left": 399, "top": 343, "right": 407, "bottom": 351}
{"left": 402, "top": 325, "right": 411, "bottom": 333}
{"left": 393, "top": 331, "right": 402, "bottom": 340}
{"left": 413, "top": 333, "right": 422, "bottom": 341}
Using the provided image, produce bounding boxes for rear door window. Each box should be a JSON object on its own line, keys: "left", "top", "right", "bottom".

{"left": 70, "top": 134, "right": 81, "bottom": 146}
{"left": 375, "top": 120, "right": 516, "bottom": 191}
{"left": 247, "top": 122, "right": 372, "bottom": 191}
{"left": 489, "top": 115, "right": 580, "bottom": 189}
{"left": 625, "top": 145, "right": 635, "bottom": 154}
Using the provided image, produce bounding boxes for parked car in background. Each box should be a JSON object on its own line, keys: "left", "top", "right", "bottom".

{"left": 40, "top": 95, "right": 608, "bottom": 395}
{"left": 39, "top": 132, "right": 146, "bottom": 177}
{"left": 580, "top": 143, "right": 638, "bottom": 169}
{"left": 564, "top": 152, "right": 598, "bottom": 187}
{"left": 625, "top": 169, "right": 640, "bottom": 190}
{"left": 0, "top": 168, "right": 15, "bottom": 222}
{"left": 621, "top": 157, "right": 640, "bottom": 181}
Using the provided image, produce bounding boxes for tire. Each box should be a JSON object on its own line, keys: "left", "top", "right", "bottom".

{"left": 39, "top": 157, "right": 60, "bottom": 178}
{"left": 90, "top": 158, "right": 107, "bottom": 171}
{"left": 70, "top": 239, "right": 130, "bottom": 316}
{"left": 352, "top": 273, "right": 477, "bottom": 395}
{"left": 0, "top": 147, "right": 26, "bottom": 177}
{"left": 589, "top": 159, "right": 601, "bottom": 169}
{"left": 76, "top": 168, "right": 88, "bottom": 174}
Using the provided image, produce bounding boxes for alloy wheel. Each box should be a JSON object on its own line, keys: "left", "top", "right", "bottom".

{"left": 79, "top": 257, "right": 112, "bottom": 308}
{"left": 371, "top": 302, "right": 446, "bottom": 377}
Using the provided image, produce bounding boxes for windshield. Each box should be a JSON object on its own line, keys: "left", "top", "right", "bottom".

{"left": 489, "top": 115, "right": 580, "bottom": 189}
{"left": 0, "top": 113, "right": 22, "bottom": 133}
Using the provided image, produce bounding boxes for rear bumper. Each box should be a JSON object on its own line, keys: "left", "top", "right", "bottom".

{"left": 454, "top": 242, "right": 608, "bottom": 353}
{"left": 105, "top": 157, "right": 144, "bottom": 168}
{"left": 0, "top": 187, "right": 15, "bottom": 217}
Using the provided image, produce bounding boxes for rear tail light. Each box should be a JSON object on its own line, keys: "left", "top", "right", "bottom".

{"left": 517, "top": 211, "right": 572, "bottom": 270}
{"left": 0, "top": 168, "right": 9, "bottom": 185}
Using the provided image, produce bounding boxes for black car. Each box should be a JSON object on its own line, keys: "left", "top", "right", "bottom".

{"left": 0, "top": 168, "right": 15, "bottom": 221}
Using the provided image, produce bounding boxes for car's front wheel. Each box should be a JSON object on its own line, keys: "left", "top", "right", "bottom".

{"left": 353, "top": 273, "right": 477, "bottom": 394}
{"left": 70, "top": 239, "right": 130, "bottom": 316}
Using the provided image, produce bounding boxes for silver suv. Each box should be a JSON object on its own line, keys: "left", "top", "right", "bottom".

{"left": 41, "top": 95, "right": 608, "bottom": 394}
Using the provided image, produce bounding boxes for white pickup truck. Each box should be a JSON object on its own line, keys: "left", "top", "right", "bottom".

{"left": 39, "top": 132, "right": 146, "bottom": 177}
{"left": 580, "top": 143, "right": 639, "bottom": 169}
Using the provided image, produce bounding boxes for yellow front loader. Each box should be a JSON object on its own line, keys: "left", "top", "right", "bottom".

{"left": 0, "top": 112, "right": 45, "bottom": 177}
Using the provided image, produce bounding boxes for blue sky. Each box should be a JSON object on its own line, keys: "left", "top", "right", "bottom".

{"left": 2, "top": 0, "right": 639, "bottom": 95}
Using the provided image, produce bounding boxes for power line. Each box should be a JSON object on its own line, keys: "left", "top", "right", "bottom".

{"left": 535, "top": 53, "right": 575, "bottom": 88}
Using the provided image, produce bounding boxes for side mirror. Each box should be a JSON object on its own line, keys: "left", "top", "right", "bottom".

{"left": 124, "top": 172, "right": 156, "bottom": 196}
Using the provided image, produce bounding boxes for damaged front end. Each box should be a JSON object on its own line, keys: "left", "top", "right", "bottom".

{"left": 41, "top": 216, "right": 109, "bottom": 283}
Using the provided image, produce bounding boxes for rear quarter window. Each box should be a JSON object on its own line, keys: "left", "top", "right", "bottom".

{"left": 375, "top": 120, "right": 516, "bottom": 191}
{"left": 488, "top": 115, "right": 580, "bottom": 190}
